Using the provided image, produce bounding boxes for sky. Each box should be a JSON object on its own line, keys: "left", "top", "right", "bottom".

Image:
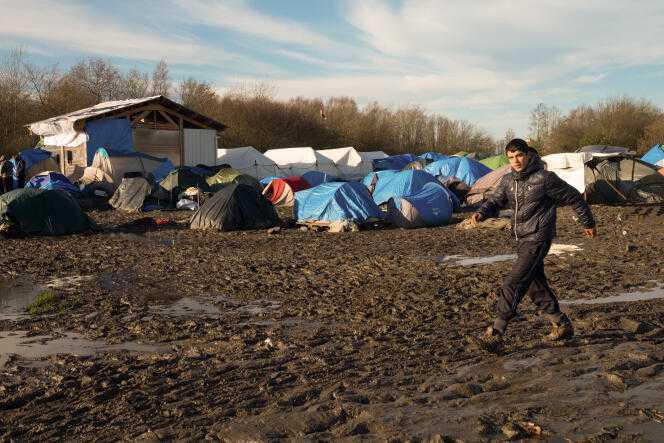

{"left": 2, "top": 0, "right": 664, "bottom": 138}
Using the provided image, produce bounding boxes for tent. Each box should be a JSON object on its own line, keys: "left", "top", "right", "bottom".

{"left": 264, "top": 147, "right": 340, "bottom": 176}
{"left": 190, "top": 183, "right": 279, "bottom": 231}
{"left": 260, "top": 176, "right": 281, "bottom": 187}
{"left": 402, "top": 159, "right": 429, "bottom": 171}
{"left": 25, "top": 172, "right": 79, "bottom": 194}
{"left": 480, "top": 153, "right": 509, "bottom": 170}
{"left": 453, "top": 151, "right": 478, "bottom": 159}
{"left": 578, "top": 145, "right": 630, "bottom": 155}
{"left": 316, "top": 147, "right": 363, "bottom": 178}
{"left": 357, "top": 150, "right": 388, "bottom": 176}
{"left": 295, "top": 181, "right": 384, "bottom": 225}
{"left": 641, "top": 144, "right": 664, "bottom": 167}
{"left": 109, "top": 177, "right": 152, "bottom": 212}
{"left": 206, "top": 168, "right": 262, "bottom": 191}
{"left": 0, "top": 188, "right": 92, "bottom": 235}
{"left": 425, "top": 156, "right": 491, "bottom": 186}
{"left": 465, "top": 165, "right": 511, "bottom": 205}
{"left": 159, "top": 167, "right": 210, "bottom": 198}
{"left": 262, "top": 176, "right": 311, "bottom": 206}
{"left": 19, "top": 148, "right": 59, "bottom": 180}
{"left": 81, "top": 148, "right": 171, "bottom": 193}
{"left": 543, "top": 152, "right": 664, "bottom": 204}
{"left": 215, "top": 147, "right": 279, "bottom": 179}
{"left": 386, "top": 182, "right": 454, "bottom": 228}
{"left": 302, "top": 171, "right": 337, "bottom": 187}
{"left": 365, "top": 169, "right": 440, "bottom": 206}
{"left": 372, "top": 154, "right": 417, "bottom": 172}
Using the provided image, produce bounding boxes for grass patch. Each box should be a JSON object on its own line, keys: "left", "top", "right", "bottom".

{"left": 26, "top": 290, "right": 62, "bottom": 315}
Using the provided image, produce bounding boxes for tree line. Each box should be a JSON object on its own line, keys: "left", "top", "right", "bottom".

{"left": 1, "top": 49, "right": 662, "bottom": 157}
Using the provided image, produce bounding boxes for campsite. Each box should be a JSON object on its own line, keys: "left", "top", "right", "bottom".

{"left": 2, "top": 7, "right": 664, "bottom": 437}
{"left": 0, "top": 101, "right": 663, "bottom": 440}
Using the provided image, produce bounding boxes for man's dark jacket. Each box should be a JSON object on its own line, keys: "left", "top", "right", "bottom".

{"left": 477, "top": 151, "right": 595, "bottom": 241}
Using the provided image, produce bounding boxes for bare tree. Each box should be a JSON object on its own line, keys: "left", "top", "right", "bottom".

{"left": 120, "top": 69, "right": 150, "bottom": 99}
{"left": 528, "top": 103, "right": 561, "bottom": 151}
{"left": 150, "top": 59, "right": 171, "bottom": 97}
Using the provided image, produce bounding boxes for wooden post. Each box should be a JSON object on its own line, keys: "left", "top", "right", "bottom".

{"left": 60, "top": 146, "right": 65, "bottom": 174}
{"left": 178, "top": 117, "right": 184, "bottom": 167}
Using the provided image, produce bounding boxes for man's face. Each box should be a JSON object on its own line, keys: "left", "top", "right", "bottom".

{"left": 507, "top": 150, "right": 527, "bottom": 172}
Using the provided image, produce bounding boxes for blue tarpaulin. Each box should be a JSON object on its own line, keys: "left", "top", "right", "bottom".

{"left": 366, "top": 169, "right": 440, "bottom": 205}
{"left": 388, "top": 181, "right": 454, "bottom": 227}
{"left": 85, "top": 118, "right": 134, "bottom": 165}
{"left": 18, "top": 148, "right": 53, "bottom": 171}
{"left": 425, "top": 156, "right": 491, "bottom": 186}
{"left": 295, "top": 181, "right": 384, "bottom": 224}
{"left": 418, "top": 152, "right": 449, "bottom": 162}
{"left": 302, "top": 171, "right": 337, "bottom": 187}
{"left": 151, "top": 159, "right": 176, "bottom": 183}
{"left": 641, "top": 144, "right": 664, "bottom": 167}
{"left": 25, "top": 172, "right": 79, "bottom": 194}
{"left": 372, "top": 154, "right": 417, "bottom": 171}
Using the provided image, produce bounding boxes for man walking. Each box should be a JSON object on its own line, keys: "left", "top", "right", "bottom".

{"left": 470, "top": 138, "right": 596, "bottom": 352}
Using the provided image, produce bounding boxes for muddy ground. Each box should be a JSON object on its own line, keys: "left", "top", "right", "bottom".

{"left": 1, "top": 205, "right": 664, "bottom": 442}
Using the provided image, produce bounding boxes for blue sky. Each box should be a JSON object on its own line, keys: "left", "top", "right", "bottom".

{"left": 2, "top": 0, "right": 664, "bottom": 138}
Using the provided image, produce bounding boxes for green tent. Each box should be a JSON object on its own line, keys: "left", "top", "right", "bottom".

{"left": 206, "top": 168, "right": 262, "bottom": 191}
{"left": 0, "top": 189, "right": 92, "bottom": 235}
{"left": 480, "top": 153, "right": 509, "bottom": 170}
{"left": 159, "top": 168, "right": 210, "bottom": 196}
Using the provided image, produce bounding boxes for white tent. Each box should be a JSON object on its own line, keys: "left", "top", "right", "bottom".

{"left": 264, "top": 147, "right": 340, "bottom": 176}
{"left": 542, "top": 153, "right": 592, "bottom": 193}
{"left": 357, "top": 150, "right": 388, "bottom": 176}
{"left": 216, "top": 147, "right": 279, "bottom": 179}
{"left": 316, "top": 147, "right": 363, "bottom": 178}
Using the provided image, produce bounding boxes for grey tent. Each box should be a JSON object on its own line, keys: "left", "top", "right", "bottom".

{"left": 109, "top": 177, "right": 152, "bottom": 212}
{"left": 190, "top": 183, "right": 279, "bottom": 231}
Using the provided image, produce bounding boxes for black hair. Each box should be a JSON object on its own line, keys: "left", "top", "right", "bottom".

{"left": 505, "top": 138, "right": 529, "bottom": 154}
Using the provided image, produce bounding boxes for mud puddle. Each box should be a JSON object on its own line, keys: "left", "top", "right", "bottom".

{"left": 150, "top": 296, "right": 281, "bottom": 319}
{"left": 562, "top": 283, "right": 664, "bottom": 305}
{"left": 0, "top": 330, "right": 178, "bottom": 367}
{"left": 420, "top": 243, "right": 582, "bottom": 266}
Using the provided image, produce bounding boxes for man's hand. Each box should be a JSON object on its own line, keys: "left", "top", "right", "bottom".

{"left": 469, "top": 213, "right": 481, "bottom": 227}
{"left": 583, "top": 227, "right": 597, "bottom": 238}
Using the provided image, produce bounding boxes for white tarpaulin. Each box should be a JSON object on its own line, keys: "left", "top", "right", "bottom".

{"left": 542, "top": 153, "right": 592, "bottom": 193}
{"left": 43, "top": 131, "right": 88, "bottom": 148}
{"left": 357, "top": 150, "right": 388, "bottom": 176}
{"left": 216, "top": 147, "right": 278, "bottom": 179}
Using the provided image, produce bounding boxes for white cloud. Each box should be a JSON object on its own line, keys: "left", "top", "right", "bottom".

{"left": 574, "top": 74, "right": 606, "bottom": 84}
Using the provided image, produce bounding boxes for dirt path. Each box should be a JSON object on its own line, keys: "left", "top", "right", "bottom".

{"left": 1, "top": 205, "right": 663, "bottom": 441}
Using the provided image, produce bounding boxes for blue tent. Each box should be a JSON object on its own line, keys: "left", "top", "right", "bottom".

{"left": 85, "top": 118, "right": 134, "bottom": 165}
{"left": 151, "top": 159, "right": 176, "bottom": 183}
{"left": 425, "top": 156, "right": 491, "bottom": 186}
{"left": 25, "top": 172, "right": 79, "bottom": 194}
{"left": 372, "top": 154, "right": 417, "bottom": 171}
{"left": 295, "top": 181, "right": 384, "bottom": 224}
{"left": 418, "top": 152, "right": 448, "bottom": 162}
{"left": 302, "top": 171, "right": 338, "bottom": 187}
{"left": 260, "top": 175, "right": 281, "bottom": 187}
{"left": 367, "top": 169, "right": 440, "bottom": 205}
{"left": 641, "top": 144, "right": 664, "bottom": 167}
{"left": 387, "top": 181, "right": 454, "bottom": 228}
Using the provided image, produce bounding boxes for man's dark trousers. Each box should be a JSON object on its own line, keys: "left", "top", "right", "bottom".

{"left": 493, "top": 239, "right": 562, "bottom": 333}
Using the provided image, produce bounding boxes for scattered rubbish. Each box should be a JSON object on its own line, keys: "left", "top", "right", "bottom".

{"left": 0, "top": 330, "right": 177, "bottom": 367}
{"left": 176, "top": 198, "right": 199, "bottom": 211}
{"left": 561, "top": 283, "right": 664, "bottom": 305}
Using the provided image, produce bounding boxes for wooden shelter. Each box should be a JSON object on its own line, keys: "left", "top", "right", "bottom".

{"left": 28, "top": 96, "right": 226, "bottom": 177}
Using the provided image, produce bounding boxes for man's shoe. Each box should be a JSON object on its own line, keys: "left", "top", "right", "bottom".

{"left": 475, "top": 326, "right": 504, "bottom": 353}
{"left": 546, "top": 314, "right": 574, "bottom": 341}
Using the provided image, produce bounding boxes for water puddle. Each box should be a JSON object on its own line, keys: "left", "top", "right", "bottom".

{"left": 1, "top": 275, "right": 96, "bottom": 321}
{"left": 420, "top": 243, "right": 583, "bottom": 267}
{"left": 150, "top": 296, "right": 282, "bottom": 318}
{"left": 561, "top": 284, "right": 664, "bottom": 305}
{"left": 0, "top": 330, "right": 177, "bottom": 367}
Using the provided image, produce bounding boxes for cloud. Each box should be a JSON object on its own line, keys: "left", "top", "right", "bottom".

{"left": 574, "top": 74, "right": 606, "bottom": 84}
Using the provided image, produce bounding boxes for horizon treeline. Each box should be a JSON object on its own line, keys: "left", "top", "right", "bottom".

{"left": 1, "top": 49, "right": 663, "bottom": 157}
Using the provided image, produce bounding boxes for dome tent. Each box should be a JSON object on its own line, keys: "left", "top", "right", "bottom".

{"left": 364, "top": 169, "right": 440, "bottom": 206}
{"left": 302, "top": 171, "right": 337, "bottom": 187}
{"left": 109, "top": 177, "right": 152, "bottom": 212}
{"left": 25, "top": 172, "right": 79, "bottom": 194}
{"left": 641, "top": 144, "right": 664, "bottom": 167}
{"left": 190, "top": 183, "right": 279, "bottom": 231}
{"left": 372, "top": 154, "right": 417, "bottom": 172}
{"left": 425, "top": 156, "right": 491, "bottom": 186}
{"left": 205, "top": 168, "right": 262, "bottom": 191}
{"left": 0, "top": 188, "right": 92, "bottom": 236}
{"left": 262, "top": 176, "right": 311, "bottom": 207}
{"left": 294, "top": 182, "right": 384, "bottom": 225}
{"left": 480, "top": 153, "right": 509, "bottom": 170}
{"left": 387, "top": 181, "right": 454, "bottom": 228}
